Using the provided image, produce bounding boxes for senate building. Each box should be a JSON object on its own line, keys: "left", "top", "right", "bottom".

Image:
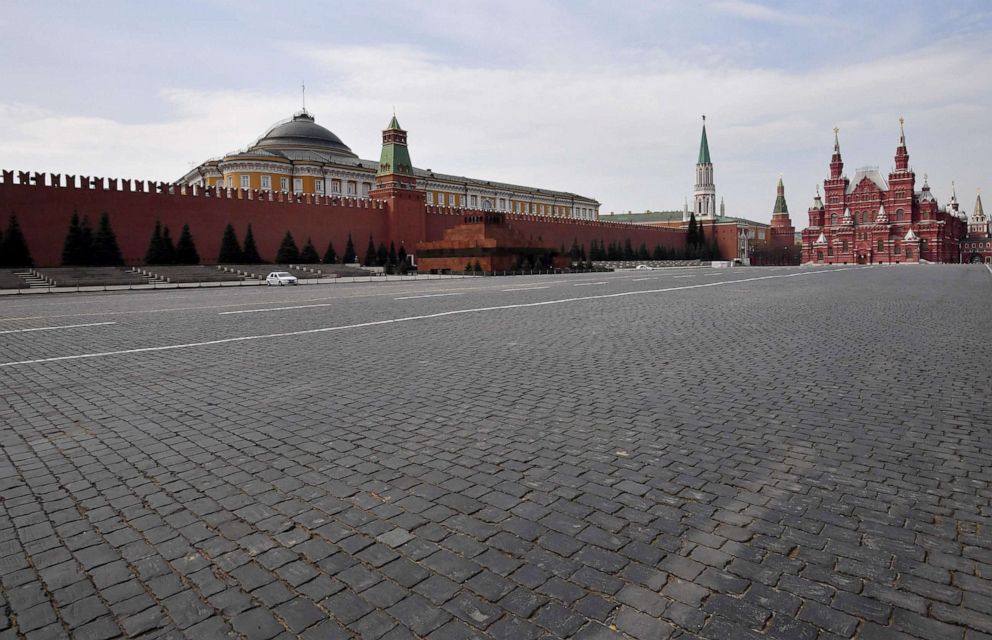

{"left": 179, "top": 110, "right": 600, "bottom": 221}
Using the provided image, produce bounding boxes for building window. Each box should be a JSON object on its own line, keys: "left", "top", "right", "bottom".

{"left": 827, "top": 245, "right": 834, "bottom": 256}
{"left": 830, "top": 213, "right": 837, "bottom": 225}
{"left": 240, "top": 175, "right": 250, "bottom": 189}
{"left": 896, "top": 208, "right": 904, "bottom": 221}
{"left": 877, "top": 239, "right": 884, "bottom": 252}
{"left": 920, "top": 240, "right": 928, "bottom": 253}
{"left": 499, "top": 198, "right": 505, "bottom": 210}
{"left": 427, "top": 192, "right": 434, "bottom": 204}
{"left": 331, "top": 179, "right": 341, "bottom": 194}
{"left": 841, "top": 240, "right": 848, "bottom": 252}
{"left": 260, "top": 175, "right": 272, "bottom": 190}
{"left": 293, "top": 178, "right": 303, "bottom": 194}
{"left": 470, "top": 195, "right": 478, "bottom": 207}
{"left": 362, "top": 182, "right": 371, "bottom": 197}
{"left": 905, "top": 247, "right": 912, "bottom": 258}
{"left": 225, "top": 176, "right": 233, "bottom": 188}
{"left": 816, "top": 250, "right": 824, "bottom": 261}
{"left": 347, "top": 181, "right": 357, "bottom": 195}
{"left": 280, "top": 177, "right": 289, "bottom": 192}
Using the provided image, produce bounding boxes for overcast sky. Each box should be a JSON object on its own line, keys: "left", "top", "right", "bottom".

{"left": 1, "top": 1, "right": 990, "bottom": 223}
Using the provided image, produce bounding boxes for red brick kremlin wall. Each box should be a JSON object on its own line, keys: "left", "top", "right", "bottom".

{"left": 1, "top": 171, "right": 687, "bottom": 266}
{"left": 425, "top": 207, "right": 686, "bottom": 256}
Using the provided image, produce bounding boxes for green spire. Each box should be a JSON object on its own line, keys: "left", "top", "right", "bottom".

{"left": 773, "top": 175, "right": 788, "bottom": 214}
{"left": 377, "top": 114, "right": 413, "bottom": 177}
{"left": 697, "top": 116, "right": 711, "bottom": 165}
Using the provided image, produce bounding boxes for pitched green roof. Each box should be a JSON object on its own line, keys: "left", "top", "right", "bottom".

{"left": 698, "top": 123, "right": 711, "bottom": 165}
{"left": 773, "top": 177, "right": 788, "bottom": 214}
{"left": 387, "top": 114, "right": 401, "bottom": 130}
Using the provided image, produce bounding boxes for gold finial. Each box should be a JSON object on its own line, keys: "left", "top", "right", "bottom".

{"left": 301, "top": 81, "right": 306, "bottom": 111}
{"left": 816, "top": 184, "right": 821, "bottom": 196}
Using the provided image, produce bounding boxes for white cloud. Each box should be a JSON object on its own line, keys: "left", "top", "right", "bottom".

{"left": 1, "top": 37, "right": 990, "bottom": 223}
{"left": 711, "top": 1, "right": 823, "bottom": 26}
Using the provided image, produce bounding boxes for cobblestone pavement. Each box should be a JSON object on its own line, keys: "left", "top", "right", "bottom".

{"left": 1, "top": 265, "right": 990, "bottom": 639}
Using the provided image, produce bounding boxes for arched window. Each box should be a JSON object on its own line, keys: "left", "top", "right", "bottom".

{"left": 896, "top": 208, "right": 904, "bottom": 221}
{"left": 831, "top": 213, "right": 837, "bottom": 225}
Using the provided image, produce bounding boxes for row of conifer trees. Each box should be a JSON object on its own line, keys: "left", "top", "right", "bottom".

{"left": 216, "top": 225, "right": 407, "bottom": 269}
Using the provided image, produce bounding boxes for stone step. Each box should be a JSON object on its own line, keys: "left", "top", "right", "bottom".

{"left": 15, "top": 270, "right": 52, "bottom": 288}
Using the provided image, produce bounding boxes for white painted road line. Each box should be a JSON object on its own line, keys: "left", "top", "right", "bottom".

{"left": 574, "top": 282, "right": 607, "bottom": 287}
{"left": 395, "top": 293, "right": 465, "bottom": 300}
{"left": 502, "top": 286, "right": 550, "bottom": 292}
{"left": 0, "top": 322, "right": 117, "bottom": 335}
{"left": 673, "top": 275, "right": 695, "bottom": 278}
{"left": 631, "top": 277, "right": 659, "bottom": 282}
{"left": 220, "top": 303, "right": 334, "bottom": 315}
{"left": 0, "top": 268, "right": 863, "bottom": 369}
{"left": 985, "top": 263, "right": 992, "bottom": 276}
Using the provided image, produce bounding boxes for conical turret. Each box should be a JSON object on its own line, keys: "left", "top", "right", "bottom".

{"left": 377, "top": 114, "right": 413, "bottom": 178}
{"left": 694, "top": 115, "right": 716, "bottom": 219}
{"left": 811, "top": 185, "right": 824, "bottom": 210}
{"left": 830, "top": 127, "right": 844, "bottom": 179}
{"left": 773, "top": 175, "right": 788, "bottom": 214}
{"left": 894, "top": 117, "right": 910, "bottom": 171}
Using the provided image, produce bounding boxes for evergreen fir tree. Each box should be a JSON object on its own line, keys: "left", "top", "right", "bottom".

{"left": 275, "top": 231, "right": 300, "bottom": 264}
{"left": 710, "top": 238, "right": 722, "bottom": 260}
{"left": 161, "top": 225, "right": 177, "bottom": 265}
{"left": 397, "top": 244, "right": 408, "bottom": 273}
{"left": 217, "top": 223, "right": 242, "bottom": 263}
{"left": 623, "top": 239, "right": 635, "bottom": 260}
{"left": 473, "top": 260, "right": 482, "bottom": 272}
{"left": 0, "top": 214, "right": 32, "bottom": 267}
{"left": 175, "top": 224, "right": 199, "bottom": 264}
{"left": 465, "top": 262, "right": 474, "bottom": 272}
{"left": 144, "top": 220, "right": 168, "bottom": 264}
{"left": 388, "top": 241, "right": 398, "bottom": 266}
{"left": 342, "top": 233, "right": 357, "bottom": 263}
{"left": 299, "top": 237, "right": 320, "bottom": 263}
{"left": 91, "top": 212, "right": 124, "bottom": 266}
{"left": 569, "top": 238, "right": 581, "bottom": 262}
{"left": 61, "top": 211, "right": 88, "bottom": 266}
{"left": 580, "top": 244, "right": 587, "bottom": 261}
{"left": 637, "top": 243, "right": 650, "bottom": 260}
{"left": 80, "top": 216, "right": 94, "bottom": 262}
{"left": 364, "top": 235, "right": 377, "bottom": 266}
{"left": 698, "top": 221, "right": 706, "bottom": 247}
{"left": 322, "top": 241, "right": 337, "bottom": 264}
{"left": 241, "top": 224, "right": 262, "bottom": 263}
{"left": 652, "top": 245, "right": 665, "bottom": 260}
{"left": 376, "top": 242, "right": 388, "bottom": 267}
{"left": 686, "top": 212, "right": 699, "bottom": 247}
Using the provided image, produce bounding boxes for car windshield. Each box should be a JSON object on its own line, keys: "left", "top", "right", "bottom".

{"left": 274, "top": 272, "right": 292, "bottom": 277}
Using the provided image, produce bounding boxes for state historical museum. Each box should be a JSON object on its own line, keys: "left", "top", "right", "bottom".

{"left": 801, "top": 121, "right": 969, "bottom": 264}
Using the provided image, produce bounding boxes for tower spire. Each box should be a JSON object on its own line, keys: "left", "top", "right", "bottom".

{"left": 894, "top": 117, "right": 910, "bottom": 171}
{"left": 698, "top": 115, "right": 711, "bottom": 164}
{"left": 694, "top": 116, "right": 715, "bottom": 219}
{"left": 301, "top": 81, "right": 306, "bottom": 113}
{"left": 830, "top": 127, "right": 844, "bottom": 179}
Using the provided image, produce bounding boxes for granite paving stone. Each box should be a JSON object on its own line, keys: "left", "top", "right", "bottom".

{"left": 1, "top": 267, "right": 990, "bottom": 638}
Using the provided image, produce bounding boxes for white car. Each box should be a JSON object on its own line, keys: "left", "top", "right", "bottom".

{"left": 265, "top": 271, "right": 298, "bottom": 286}
{"left": 635, "top": 264, "right": 652, "bottom": 270}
